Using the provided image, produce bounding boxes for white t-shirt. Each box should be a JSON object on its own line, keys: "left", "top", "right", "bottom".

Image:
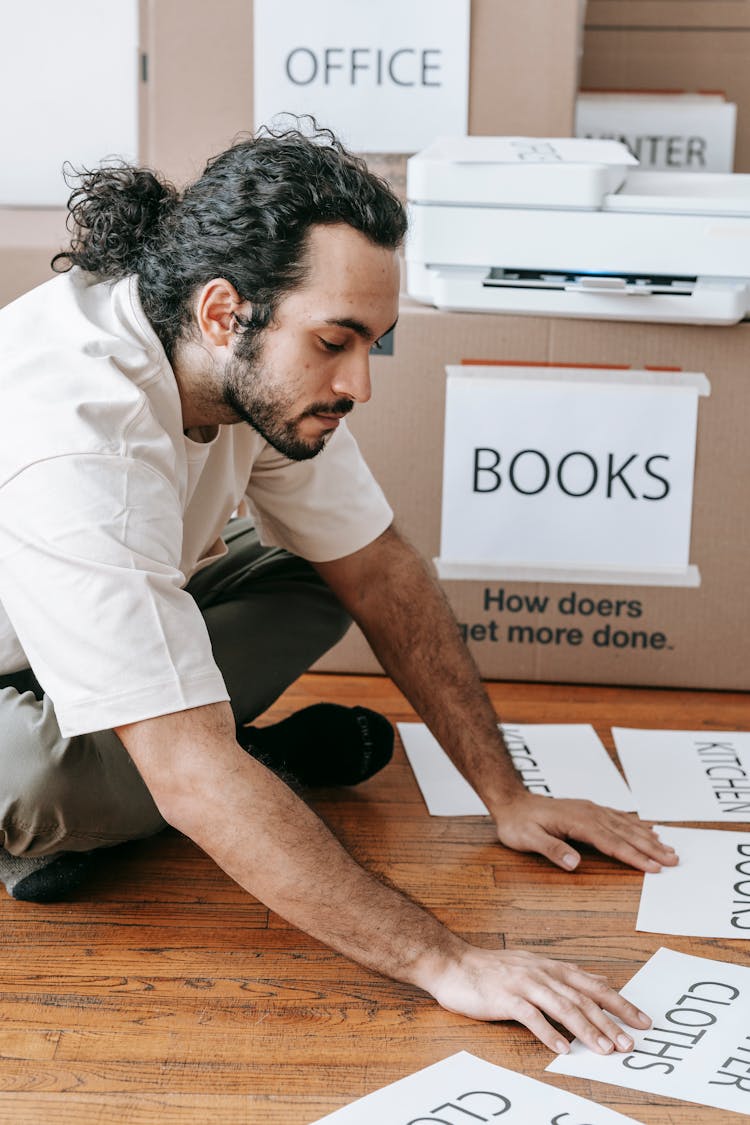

{"left": 0, "top": 270, "right": 393, "bottom": 736}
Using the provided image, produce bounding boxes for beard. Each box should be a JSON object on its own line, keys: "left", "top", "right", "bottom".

{"left": 221, "top": 338, "right": 353, "bottom": 461}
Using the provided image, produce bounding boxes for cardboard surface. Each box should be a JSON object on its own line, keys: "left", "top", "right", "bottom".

{"left": 315, "top": 301, "right": 750, "bottom": 689}
{"left": 583, "top": 2, "right": 750, "bottom": 172}
{"left": 0, "top": 210, "right": 68, "bottom": 309}
{"left": 586, "top": 1, "right": 750, "bottom": 30}
{"left": 138, "top": 0, "right": 582, "bottom": 188}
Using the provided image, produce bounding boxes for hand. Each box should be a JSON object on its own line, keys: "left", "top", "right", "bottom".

{"left": 491, "top": 790, "right": 679, "bottom": 872}
{"left": 429, "top": 946, "right": 651, "bottom": 1053}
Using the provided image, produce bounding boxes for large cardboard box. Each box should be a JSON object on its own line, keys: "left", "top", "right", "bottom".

{"left": 2, "top": 1, "right": 582, "bottom": 274}
{"left": 315, "top": 301, "right": 750, "bottom": 691}
{"left": 139, "top": 0, "right": 583, "bottom": 189}
{"left": 583, "top": 0, "right": 750, "bottom": 172}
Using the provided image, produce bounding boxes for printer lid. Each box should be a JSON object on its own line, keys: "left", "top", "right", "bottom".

{"left": 605, "top": 170, "right": 750, "bottom": 217}
{"left": 407, "top": 136, "right": 638, "bottom": 208}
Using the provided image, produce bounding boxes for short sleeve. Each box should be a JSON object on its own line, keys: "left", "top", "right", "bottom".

{"left": 0, "top": 454, "right": 229, "bottom": 737}
{"left": 244, "top": 422, "right": 393, "bottom": 562}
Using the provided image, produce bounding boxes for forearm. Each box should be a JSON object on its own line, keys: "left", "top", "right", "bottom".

{"left": 318, "top": 528, "right": 525, "bottom": 808}
{"left": 116, "top": 702, "right": 464, "bottom": 989}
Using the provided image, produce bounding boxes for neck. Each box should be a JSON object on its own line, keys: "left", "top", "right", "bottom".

{"left": 171, "top": 337, "right": 237, "bottom": 430}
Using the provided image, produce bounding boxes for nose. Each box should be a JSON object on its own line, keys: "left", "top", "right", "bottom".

{"left": 331, "top": 351, "right": 372, "bottom": 404}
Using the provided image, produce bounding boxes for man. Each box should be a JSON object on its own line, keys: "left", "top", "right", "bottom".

{"left": 0, "top": 126, "right": 676, "bottom": 1053}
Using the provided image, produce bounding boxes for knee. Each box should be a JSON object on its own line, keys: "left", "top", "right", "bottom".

{"left": 0, "top": 691, "right": 76, "bottom": 853}
{"left": 0, "top": 691, "right": 165, "bottom": 856}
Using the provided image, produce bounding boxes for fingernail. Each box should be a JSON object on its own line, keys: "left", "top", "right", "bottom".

{"left": 598, "top": 1036, "right": 614, "bottom": 1053}
{"left": 637, "top": 1010, "right": 651, "bottom": 1026}
{"left": 556, "top": 1039, "right": 569, "bottom": 1054}
{"left": 617, "top": 1033, "right": 634, "bottom": 1050}
{"left": 562, "top": 853, "right": 579, "bottom": 870}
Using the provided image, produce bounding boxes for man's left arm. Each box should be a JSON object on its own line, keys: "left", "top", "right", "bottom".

{"left": 315, "top": 525, "right": 677, "bottom": 873}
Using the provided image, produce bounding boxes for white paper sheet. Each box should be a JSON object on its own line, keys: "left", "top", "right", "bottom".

{"left": 312, "top": 1050, "right": 644, "bottom": 1123}
{"left": 398, "top": 722, "right": 635, "bottom": 815}
{"left": 548, "top": 948, "right": 750, "bottom": 1117}
{"left": 439, "top": 368, "right": 701, "bottom": 573}
{"left": 254, "top": 0, "right": 469, "bottom": 152}
{"left": 637, "top": 826, "right": 750, "bottom": 937}
{"left": 613, "top": 728, "right": 750, "bottom": 821}
{"left": 0, "top": 0, "right": 139, "bottom": 205}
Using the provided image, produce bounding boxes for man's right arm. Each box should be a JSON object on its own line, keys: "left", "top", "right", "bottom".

{"left": 115, "top": 701, "right": 651, "bottom": 1054}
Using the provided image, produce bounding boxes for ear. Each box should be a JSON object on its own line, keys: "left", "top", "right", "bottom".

{"left": 194, "top": 279, "right": 251, "bottom": 348}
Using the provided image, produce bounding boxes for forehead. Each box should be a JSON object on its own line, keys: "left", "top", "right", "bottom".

{"left": 285, "top": 223, "right": 400, "bottom": 333}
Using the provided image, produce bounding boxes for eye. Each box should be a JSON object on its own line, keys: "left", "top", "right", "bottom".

{"left": 319, "top": 337, "right": 346, "bottom": 353}
{"left": 372, "top": 339, "right": 383, "bottom": 352}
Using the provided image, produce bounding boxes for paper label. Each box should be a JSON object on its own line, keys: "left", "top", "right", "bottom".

{"left": 0, "top": 0, "right": 138, "bottom": 206}
{"left": 313, "top": 1050, "right": 644, "bottom": 1123}
{"left": 637, "top": 826, "right": 750, "bottom": 937}
{"left": 613, "top": 728, "right": 750, "bottom": 822}
{"left": 398, "top": 722, "right": 635, "bottom": 816}
{"left": 440, "top": 367, "right": 702, "bottom": 574}
{"left": 548, "top": 948, "right": 750, "bottom": 1117}
{"left": 254, "top": 0, "right": 469, "bottom": 152}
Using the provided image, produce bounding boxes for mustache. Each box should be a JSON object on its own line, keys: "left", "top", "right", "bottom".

{"left": 301, "top": 399, "right": 354, "bottom": 419}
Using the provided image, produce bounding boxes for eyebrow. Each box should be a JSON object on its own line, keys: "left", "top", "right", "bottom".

{"left": 324, "top": 316, "right": 399, "bottom": 343}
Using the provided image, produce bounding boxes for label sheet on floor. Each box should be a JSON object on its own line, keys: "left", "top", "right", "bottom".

{"left": 547, "top": 948, "right": 750, "bottom": 1116}
{"left": 312, "top": 1049, "right": 644, "bottom": 1123}
{"left": 398, "top": 722, "right": 635, "bottom": 815}
{"left": 637, "top": 825, "right": 750, "bottom": 938}
{"left": 613, "top": 728, "right": 750, "bottom": 822}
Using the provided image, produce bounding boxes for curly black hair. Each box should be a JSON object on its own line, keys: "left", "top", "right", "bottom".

{"left": 53, "top": 122, "right": 407, "bottom": 360}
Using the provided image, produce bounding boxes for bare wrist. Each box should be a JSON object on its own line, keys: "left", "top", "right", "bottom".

{"left": 408, "top": 931, "right": 470, "bottom": 995}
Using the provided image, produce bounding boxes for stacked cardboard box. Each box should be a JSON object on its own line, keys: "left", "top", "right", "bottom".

{"left": 582, "top": 0, "right": 750, "bottom": 172}
{"left": 315, "top": 300, "right": 750, "bottom": 691}
{"left": 140, "top": 0, "right": 583, "bottom": 191}
{"left": 1, "top": 0, "right": 584, "bottom": 306}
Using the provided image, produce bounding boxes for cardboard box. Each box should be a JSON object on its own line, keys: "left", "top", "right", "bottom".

{"left": 575, "top": 91, "right": 737, "bottom": 172}
{"left": 583, "top": 1, "right": 750, "bottom": 172}
{"left": 0, "top": 210, "right": 68, "bottom": 309}
{"left": 315, "top": 301, "right": 750, "bottom": 691}
{"left": 139, "top": 0, "right": 583, "bottom": 189}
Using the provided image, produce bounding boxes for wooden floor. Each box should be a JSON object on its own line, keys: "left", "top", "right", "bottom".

{"left": 1, "top": 674, "right": 749, "bottom": 1125}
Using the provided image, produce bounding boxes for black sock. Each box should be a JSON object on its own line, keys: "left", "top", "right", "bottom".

{"left": 238, "top": 703, "right": 394, "bottom": 787}
{"left": 0, "top": 850, "right": 95, "bottom": 902}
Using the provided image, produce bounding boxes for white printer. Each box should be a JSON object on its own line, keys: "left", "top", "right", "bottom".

{"left": 405, "top": 137, "right": 750, "bottom": 324}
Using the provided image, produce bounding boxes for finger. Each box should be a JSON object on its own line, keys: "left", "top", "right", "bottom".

{"left": 631, "top": 827, "right": 679, "bottom": 865}
{"left": 607, "top": 815, "right": 679, "bottom": 865}
{"left": 597, "top": 832, "right": 665, "bottom": 873}
{"left": 570, "top": 818, "right": 673, "bottom": 873}
{"left": 527, "top": 982, "right": 622, "bottom": 1055}
{"left": 510, "top": 996, "right": 572, "bottom": 1055}
{"left": 554, "top": 982, "right": 639, "bottom": 1053}
{"left": 567, "top": 968, "right": 652, "bottom": 1031}
{"left": 521, "top": 825, "right": 581, "bottom": 871}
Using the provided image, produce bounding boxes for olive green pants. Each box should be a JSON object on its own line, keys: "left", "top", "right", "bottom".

{"left": 0, "top": 520, "right": 350, "bottom": 857}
